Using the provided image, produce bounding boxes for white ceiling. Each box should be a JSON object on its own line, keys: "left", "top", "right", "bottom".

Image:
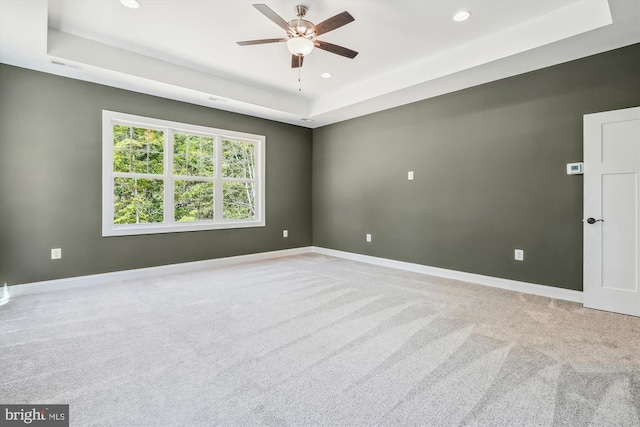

{"left": 0, "top": 0, "right": 639, "bottom": 128}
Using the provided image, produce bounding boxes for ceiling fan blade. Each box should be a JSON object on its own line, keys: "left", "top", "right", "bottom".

{"left": 314, "top": 11, "right": 354, "bottom": 36}
{"left": 253, "top": 4, "right": 293, "bottom": 33}
{"left": 237, "top": 38, "right": 288, "bottom": 46}
{"left": 291, "top": 54, "right": 304, "bottom": 68}
{"left": 315, "top": 40, "right": 358, "bottom": 59}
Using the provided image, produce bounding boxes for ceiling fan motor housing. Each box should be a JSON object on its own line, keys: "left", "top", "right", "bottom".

{"left": 288, "top": 19, "right": 315, "bottom": 38}
{"left": 289, "top": 5, "right": 315, "bottom": 38}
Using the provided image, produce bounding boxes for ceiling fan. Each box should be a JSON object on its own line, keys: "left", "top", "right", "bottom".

{"left": 237, "top": 4, "right": 358, "bottom": 69}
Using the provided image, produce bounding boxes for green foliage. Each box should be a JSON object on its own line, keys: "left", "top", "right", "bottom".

{"left": 112, "top": 124, "right": 165, "bottom": 225}
{"left": 221, "top": 139, "right": 256, "bottom": 220}
{"left": 175, "top": 180, "right": 214, "bottom": 222}
{"left": 112, "top": 125, "right": 257, "bottom": 225}
{"left": 114, "top": 178, "right": 164, "bottom": 224}
{"left": 174, "top": 133, "right": 214, "bottom": 177}
{"left": 113, "top": 125, "right": 164, "bottom": 174}
{"left": 223, "top": 182, "right": 255, "bottom": 220}
{"left": 222, "top": 139, "right": 255, "bottom": 179}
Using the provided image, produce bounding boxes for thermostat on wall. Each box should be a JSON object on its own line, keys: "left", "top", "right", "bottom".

{"left": 566, "top": 162, "right": 583, "bottom": 175}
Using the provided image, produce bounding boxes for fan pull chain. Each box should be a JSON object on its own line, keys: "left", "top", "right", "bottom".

{"left": 298, "top": 66, "right": 302, "bottom": 92}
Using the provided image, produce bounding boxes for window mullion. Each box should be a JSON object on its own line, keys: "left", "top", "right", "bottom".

{"left": 165, "top": 129, "right": 174, "bottom": 224}
{"left": 215, "top": 135, "right": 223, "bottom": 222}
{"left": 173, "top": 176, "right": 216, "bottom": 182}
{"left": 113, "top": 172, "right": 165, "bottom": 179}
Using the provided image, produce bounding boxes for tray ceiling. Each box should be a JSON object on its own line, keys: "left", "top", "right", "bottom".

{"left": 1, "top": 0, "right": 638, "bottom": 127}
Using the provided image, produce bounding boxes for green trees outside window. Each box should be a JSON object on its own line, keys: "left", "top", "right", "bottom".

{"left": 222, "top": 139, "right": 256, "bottom": 220}
{"left": 113, "top": 125, "right": 165, "bottom": 224}
{"left": 107, "top": 114, "right": 260, "bottom": 232}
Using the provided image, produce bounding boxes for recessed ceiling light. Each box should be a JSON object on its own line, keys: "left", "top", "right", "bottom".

{"left": 208, "top": 96, "right": 228, "bottom": 103}
{"left": 321, "top": 72, "right": 333, "bottom": 79}
{"left": 453, "top": 10, "right": 471, "bottom": 22}
{"left": 301, "top": 118, "right": 314, "bottom": 122}
{"left": 120, "top": 0, "right": 140, "bottom": 9}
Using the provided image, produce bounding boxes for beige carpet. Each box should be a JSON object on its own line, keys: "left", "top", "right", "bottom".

{"left": 1, "top": 253, "right": 639, "bottom": 426}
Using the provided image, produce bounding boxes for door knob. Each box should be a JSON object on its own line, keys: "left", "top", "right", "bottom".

{"left": 586, "top": 217, "right": 604, "bottom": 224}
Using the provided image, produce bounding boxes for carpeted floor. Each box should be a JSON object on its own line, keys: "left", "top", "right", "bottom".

{"left": 1, "top": 253, "right": 639, "bottom": 426}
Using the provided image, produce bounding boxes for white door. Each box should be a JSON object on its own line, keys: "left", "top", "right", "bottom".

{"left": 584, "top": 106, "right": 640, "bottom": 317}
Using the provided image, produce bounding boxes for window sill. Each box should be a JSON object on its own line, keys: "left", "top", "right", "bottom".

{"left": 102, "top": 219, "right": 266, "bottom": 237}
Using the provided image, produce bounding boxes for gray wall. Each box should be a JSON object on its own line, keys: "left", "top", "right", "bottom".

{"left": 0, "top": 64, "right": 313, "bottom": 285}
{"left": 2, "top": 44, "right": 639, "bottom": 290}
{"left": 312, "top": 44, "right": 640, "bottom": 291}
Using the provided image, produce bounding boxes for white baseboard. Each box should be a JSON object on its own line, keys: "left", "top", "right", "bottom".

{"left": 7, "top": 247, "right": 313, "bottom": 298}
{"left": 0, "top": 283, "right": 9, "bottom": 306}
{"left": 5, "top": 246, "right": 582, "bottom": 304}
{"left": 311, "top": 247, "right": 583, "bottom": 303}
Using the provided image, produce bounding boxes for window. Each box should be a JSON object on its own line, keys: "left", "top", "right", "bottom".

{"left": 102, "top": 111, "right": 265, "bottom": 236}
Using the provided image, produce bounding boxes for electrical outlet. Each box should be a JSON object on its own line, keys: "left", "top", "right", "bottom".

{"left": 514, "top": 249, "right": 524, "bottom": 261}
{"left": 283, "top": 229, "right": 288, "bottom": 238}
{"left": 51, "top": 248, "right": 62, "bottom": 260}
{"left": 408, "top": 171, "right": 414, "bottom": 180}
{"left": 366, "top": 234, "right": 372, "bottom": 242}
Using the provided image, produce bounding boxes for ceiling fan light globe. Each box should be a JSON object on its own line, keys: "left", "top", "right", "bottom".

{"left": 287, "top": 37, "right": 314, "bottom": 56}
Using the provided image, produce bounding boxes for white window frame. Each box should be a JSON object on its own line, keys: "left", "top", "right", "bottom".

{"left": 102, "top": 110, "right": 265, "bottom": 237}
